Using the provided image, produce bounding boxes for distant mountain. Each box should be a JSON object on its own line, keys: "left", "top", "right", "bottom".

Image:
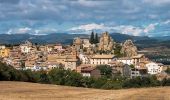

{"left": 0, "top": 33, "right": 169, "bottom": 49}
{"left": 151, "top": 36, "right": 170, "bottom": 41}
{"left": 109, "top": 33, "right": 151, "bottom": 42}
{"left": 0, "top": 33, "right": 89, "bottom": 45}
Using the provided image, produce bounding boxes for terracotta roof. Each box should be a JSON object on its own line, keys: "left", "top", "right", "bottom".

{"left": 132, "top": 54, "right": 144, "bottom": 59}
{"left": 118, "top": 57, "right": 132, "bottom": 60}
{"left": 81, "top": 67, "right": 96, "bottom": 72}
{"left": 157, "top": 63, "right": 164, "bottom": 66}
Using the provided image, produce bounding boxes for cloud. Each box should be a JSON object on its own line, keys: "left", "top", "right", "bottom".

{"left": 69, "top": 23, "right": 160, "bottom": 36}
{"left": 0, "top": 0, "right": 20, "bottom": 4}
{"left": 6, "top": 27, "right": 58, "bottom": 35}
{"left": 144, "top": 23, "right": 158, "bottom": 33}
{"left": 162, "top": 20, "right": 170, "bottom": 25}
{"left": 113, "top": 25, "right": 143, "bottom": 36}
{"left": 143, "top": 0, "right": 170, "bottom": 6}
{"left": 69, "top": 23, "right": 109, "bottom": 31}
{"left": 0, "top": 0, "right": 170, "bottom": 36}
{"left": 7, "top": 27, "right": 32, "bottom": 34}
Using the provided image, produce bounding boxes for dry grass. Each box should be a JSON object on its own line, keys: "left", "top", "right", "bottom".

{"left": 0, "top": 81, "right": 169, "bottom": 100}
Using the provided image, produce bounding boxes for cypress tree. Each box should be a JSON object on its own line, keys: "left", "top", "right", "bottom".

{"left": 90, "top": 31, "right": 95, "bottom": 44}
{"left": 95, "top": 33, "right": 99, "bottom": 43}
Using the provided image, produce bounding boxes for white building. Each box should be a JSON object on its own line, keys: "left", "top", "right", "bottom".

{"left": 117, "top": 54, "right": 147, "bottom": 66}
{"left": 20, "top": 41, "right": 33, "bottom": 53}
{"left": 0, "top": 45, "right": 6, "bottom": 49}
{"left": 90, "top": 54, "right": 114, "bottom": 65}
{"left": 82, "top": 38, "right": 91, "bottom": 48}
{"left": 117, "top": 57, "right": 133, "bottom": 65}
{"left": 145, "top": 62, "right": 163, "bottom": 75}
{"left": 65, "top": 59, "right": 78, "bottom": 70}
{"left": 79, "top": 54, "right": 90, "bottom": 64}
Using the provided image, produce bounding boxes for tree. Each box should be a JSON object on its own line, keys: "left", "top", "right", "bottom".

{"left": 114, "top": 43, "right": 123, "bottom": 57}
{"left": 48, "top": 68, "right": 66, "bottom": 85}
{"left": 94, "top": 33, "right": 99, "bottom": 44}
{"left": 165, "top": 67, "right": 170, "bottom": 74}
{"left": 90, "top": 31, "right": 95, "bottom": 44}
{"left": 97, "top": 65, "right": 112, "bottom": 78}
{"left": 38, "top": 71, "right": 51, "bottom": 84}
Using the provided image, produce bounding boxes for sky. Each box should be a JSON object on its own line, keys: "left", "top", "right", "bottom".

{"left": 0, "top": 0, "right": 170, "bottom": 37}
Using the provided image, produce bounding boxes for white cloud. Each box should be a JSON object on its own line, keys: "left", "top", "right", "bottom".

{"left": 113, "top": 25, "right": 143, "bottom": 36}
{"left": 34, "top": 28, "right": 57, "bottom": 35}
{"left": 72, "top": 0, "right": 110, "bottom": 7}
{"left": 144, "top": 23, "right": 158, "bottom": 33}
{"left": 6, "top": 27, "right": 32, "bottom": 34}
{"left": 17, "top": 27, "right": 32, "bottom": 34}
{"left": 162, "top": 20, "right": 170, "bottom": 25}
{"left": 69, "top": 23, "right": 159, "bottom": 36}
{"left": 143, "top": 0, "right": 170, "bottom": 6}
{"left": 69, "top": 23, "right": 111, "bottom": 31}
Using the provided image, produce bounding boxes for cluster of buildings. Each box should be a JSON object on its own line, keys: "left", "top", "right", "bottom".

{"left": 0, "top": 32, "right": 168, "bottom": 79}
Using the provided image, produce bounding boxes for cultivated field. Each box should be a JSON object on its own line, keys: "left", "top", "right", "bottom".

{"left": 0, "top": 81, "right": 169, "bottom": 100}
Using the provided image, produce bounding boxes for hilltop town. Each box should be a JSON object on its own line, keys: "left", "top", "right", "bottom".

{"left": 0, "top": 32, "right": 169, "bottom": 80}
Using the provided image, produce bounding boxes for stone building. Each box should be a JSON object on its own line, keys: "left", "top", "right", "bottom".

{"left": 90, "top": 54, "right": 114, "bottom": 65}
{"left": 47, "top": 54, "right": 80, "bottom": 70}
{"left": 20, "top": 40, "right": 35, "bottom": 54}
{"left": 73, "top": 37, "right": 82, "bottom": 52}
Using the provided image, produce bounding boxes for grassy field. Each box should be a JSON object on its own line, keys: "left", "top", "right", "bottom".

{"left": 0, "top": 81, "right": 169, "bottom": 100}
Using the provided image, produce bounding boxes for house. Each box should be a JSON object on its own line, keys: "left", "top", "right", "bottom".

{"left": 54, "top": 43, "right": 63, "bottom": 51}
{"left": 47, "top": 62, "right": 61, "bottom": 70}
{"left": 132, "top": 54, "right": 147, "bottom": 66}
{"left": 108, "top": 61, "right": 124, "bottom": 75}
{"left": 81, "top": 38, "right": 91, "bottom": 49}
{"left": 117, "top": 54, "right": 147, "bottom": 66}
{"left": 122, "top": 64, "right": 148, "bottom": 78}
{"left": 73, "top": 37, "right": 82, "bottom": 52}
{"left": 20, "top": 41, "right": 33, "bottom": 53}
{"left": 47, "top": 54, "right": 80, "bottom": 70}
{"left": 65, "top": 58, "right": 79, "bottom": 70}
{"left": 45, "top": 44, "right": 54, "bottom": 53}
{"left": 145, "top": 62, "right": 163, "bottom": 75}
{"left": 0, "top": 45, "right": 6, "bottom": 49}
{"left": 80, "top": 66, "right": 101, "bottom": 78}
{"left": 117, "top": 57, "right": 133, "bottom": 65}
{"left": 90, "top": 54, "right": 114, "bottom": 65}
{"left": 122, "top": 64, "right": 131, "bottom": 77}
{"left": 130, "top": 68, "right": 148, "bottom": 78}
{"left": 0, "top": 48, "right": 10, "bottom": 58}
{"left": 79, "top": 54, "right": 90, "bottom": 64}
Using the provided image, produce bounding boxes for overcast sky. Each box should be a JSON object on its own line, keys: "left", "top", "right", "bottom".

{"left": 0, "top": 0, "right": 170, "bottom": 36}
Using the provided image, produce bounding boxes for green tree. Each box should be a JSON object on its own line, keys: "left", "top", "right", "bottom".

{"left": 97, "top": 65, "right": 112, "bottom": 78}
{"left": 90, "top": 31, "right": 95, "bottom": 44}
{"left": 64, "top": 70, "right": 83, "bottom": 87}
{"left": 165, "top": 67, "right": 170, "bottom": 74}
{"left": 101, "top": 80, "right": 122, "bottom": 89}
{"left": 36, "top": 70, "right": 51, "bottom": 84}
{"left": 94, "top": 33, "right": 99, "bottom": 44}
{"left": 130, "top": 64, "right": 134, "bottom": 68}
{"left": 48, "top": 68, "right": 66, "bottom": 85}
{"left": 114, "top": 43, "right": 123, "bottom": 57}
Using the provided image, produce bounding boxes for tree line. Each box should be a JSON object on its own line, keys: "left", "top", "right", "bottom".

{"left": 0, "top": 62, "right": 170, "bottom": 89}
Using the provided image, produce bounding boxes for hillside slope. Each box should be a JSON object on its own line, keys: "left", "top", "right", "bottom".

{"left": 0, "top": 81, "right": 169, "bottom": 100}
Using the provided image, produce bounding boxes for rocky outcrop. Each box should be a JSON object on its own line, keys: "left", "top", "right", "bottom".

{"left": 98, "top": 32, "right": 114, "bottom": 51}
{"left": 121, "top": 40, "right": 137, "bottom": 57}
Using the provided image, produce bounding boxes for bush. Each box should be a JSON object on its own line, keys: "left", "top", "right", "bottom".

{"left": 97, "top": 65, "right": 112, "bottom": 78}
